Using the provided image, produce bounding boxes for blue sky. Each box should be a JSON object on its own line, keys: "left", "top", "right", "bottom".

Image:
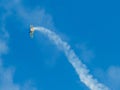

{"left": 0, "top": 0, "right": 120, "bottom": 90}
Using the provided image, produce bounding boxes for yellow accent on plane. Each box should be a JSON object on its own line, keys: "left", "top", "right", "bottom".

{"left": 30, "top": 25, "right": 34, "bottom": 38}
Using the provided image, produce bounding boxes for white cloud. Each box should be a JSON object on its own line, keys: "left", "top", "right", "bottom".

{"left": 0, "top": 40, "right": 8, "bottom": 55}
{"left": 0, "top": 60, "right": 20, "bottom": 90}
{"left": 0, "top": 0, "right": 43, "bottom": 89}
{"left": 0, "top": 31, "right": 20, "bottom": 90}
{"left": 21, "top": 80, "right": 37, "bottom": 90}
{"left": 107, "top": 66, "right": 120, "bottom": 90}
{"left": 1, "top": 0, "right": 54, "bottom": 31}
{"left": 0, "top": 1, "right": 20, "bottom": 86}
{"left": 76, "top": 43, "right": 95, "bottom": 63}
{"left": 18, "top": 8, "right": 55, "bottom": 30}
{"left": 94, "top": 66, "right": 120, "bottom": 90}
{"left": 0, "top": 33, "right": 37, "bottom": 90}
{"left": 0, "top": 29, "right": 37, "bottom": 90}
{"left": 0, "top": 59, "right": 37, "bottom": 90}
{"left": 108, "top": 66, "right": 120, "bottom": 82}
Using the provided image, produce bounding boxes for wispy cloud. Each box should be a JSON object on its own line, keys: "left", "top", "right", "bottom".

{"left": 0, "top": 30, "right": 37, "bottom": 90}
{"left": 0, "top": 60, "right": 20, "bottom": 90}
{"left": 18, "top": 8, "right": 55, "bottom": 30}
{"left": 0, "top": 33, "right": 39, "bottom": 90}
{"left": 0, "top": 0, "right": 41, "bottom": 89}
{"left": 107, "top": 66, "right": 120, "bottom": 90}
{"left": 20, "top": 80, "right": 37, "bottom": 90}
{"left": 94, "top": 66, "right": 120, "bottom": 90}
{"left": 34, "top": 27, "right": 109, "bottom": 90}
{"left": 0, "top": 30, "right": 19, "bottom": 90}
{"left": 0, "top": 40, "right": 8, "bottom": 55}
{"left": 76, "top": 43, "right": 95, "bottom": 63}
{"left": 1, "top": 0, "right": 54, "bottom": 31}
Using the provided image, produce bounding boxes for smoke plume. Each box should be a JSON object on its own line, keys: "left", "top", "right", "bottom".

{"left": 34, "top": 27, "right": 109, "bottom": 90}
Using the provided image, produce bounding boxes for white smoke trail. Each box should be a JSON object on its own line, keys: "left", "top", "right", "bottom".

{"left": 34, "top": 27, "right": 109, "bottom": 90}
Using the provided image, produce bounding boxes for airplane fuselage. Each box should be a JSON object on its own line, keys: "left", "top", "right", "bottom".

{"left": 30, "top": 25, "right": 34, "bottom": 38}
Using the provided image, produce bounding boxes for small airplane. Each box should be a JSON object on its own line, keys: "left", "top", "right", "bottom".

{"left": 30, "top": 25, "right": 34, "bottom": 38}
